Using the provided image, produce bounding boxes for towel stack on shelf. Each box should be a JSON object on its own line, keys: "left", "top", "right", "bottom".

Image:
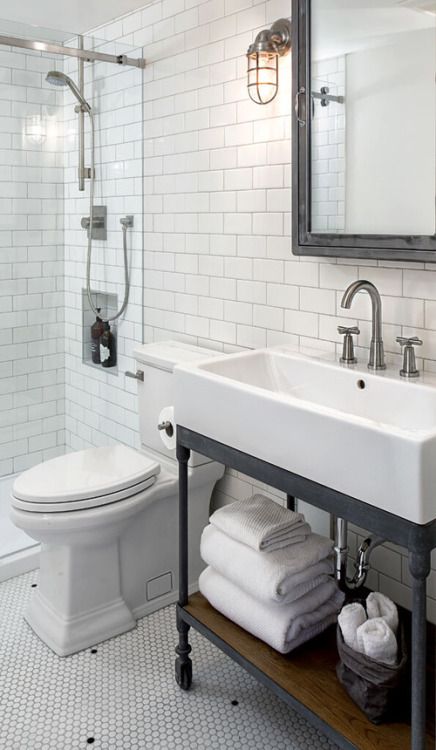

{"left": 199, "top": 494, "right": 344, "bottom": 654}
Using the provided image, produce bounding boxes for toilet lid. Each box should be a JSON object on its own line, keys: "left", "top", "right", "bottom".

{"left": 12, "top": 445, "right": 160, "bottom": 506}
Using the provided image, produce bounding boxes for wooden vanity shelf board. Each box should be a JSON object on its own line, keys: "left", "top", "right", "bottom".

{"left": 185, "top": 593, "right": 435, "bottom": 750}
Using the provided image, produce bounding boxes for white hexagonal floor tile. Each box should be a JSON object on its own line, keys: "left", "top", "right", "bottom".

{"left": 0, "top": 571, "right": 339, "bottom": 749}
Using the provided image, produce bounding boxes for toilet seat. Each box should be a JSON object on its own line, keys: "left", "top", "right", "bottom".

{"left": 11, "top": 445, "right": 160, "bottom": 513}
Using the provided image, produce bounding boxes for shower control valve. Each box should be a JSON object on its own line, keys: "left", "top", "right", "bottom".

{"left": 81, "top": 205, "right": 107, "bottom": 240}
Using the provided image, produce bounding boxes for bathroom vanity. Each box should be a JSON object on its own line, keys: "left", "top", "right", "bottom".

{"left": 174, "top": 348, "right": 436, "bottom": 750}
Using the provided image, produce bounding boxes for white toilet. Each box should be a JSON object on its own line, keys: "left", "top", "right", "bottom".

{"left": 10, "top": 341, "right": 224, "bottom": 656}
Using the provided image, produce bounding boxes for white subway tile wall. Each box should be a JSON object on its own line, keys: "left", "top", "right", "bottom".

{"left": 0, "top": 47, "right": 65, "bottom": 475}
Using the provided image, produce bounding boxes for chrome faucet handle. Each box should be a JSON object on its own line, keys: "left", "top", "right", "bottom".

{"left": 338, "top": 325, "right": 360, "bottom": 365}
{"left": 396, "top": 336, "right": 423, "bottom": 348}
{"left": 338, "top": 326, "right": 360, "bottom": 336}
{"left": 396, "top": 336, "right": 422, "bottom": 378}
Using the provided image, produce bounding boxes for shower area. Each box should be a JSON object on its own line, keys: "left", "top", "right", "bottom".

{"left": 0, "top": 20, "right": 144, "bottom": 581}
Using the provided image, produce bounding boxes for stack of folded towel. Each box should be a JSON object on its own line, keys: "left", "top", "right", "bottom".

{"left": 338, "top": 592, "right": 399, "bottom": 666}
{"left": 199, "top": 494, "right": 345, "bottom": 654}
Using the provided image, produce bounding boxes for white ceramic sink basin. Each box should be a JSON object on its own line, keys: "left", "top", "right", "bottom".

{"left": 174, "top": 347, "right": 436, "bottom": 525}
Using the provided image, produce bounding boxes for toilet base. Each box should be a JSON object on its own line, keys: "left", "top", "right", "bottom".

{"left": 23, "top": 533, "right": 137, "bottom": 657}
{"left": 25, "top": 590, "right": 135, "bottom": 657}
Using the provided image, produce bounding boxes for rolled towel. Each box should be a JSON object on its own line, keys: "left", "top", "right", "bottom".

{"left": 338, "top": 603, "right": 367, "bottom": 652}
{"left": 201, "top": 524, "right": 334, "bottom": 604}
{"left": 210, "top": 494, "right": 311, "bottom": 552}
{"left": 366, "top": 592, "right": 398, "bottom": 635}
{"left": 356, "top": 617, "right": 398, "bottom": 666}
{"left": 199, "top": 567, "right": 344, "bottom": 654}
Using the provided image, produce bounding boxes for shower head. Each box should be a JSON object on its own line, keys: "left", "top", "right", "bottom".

{"left": 46, "top": 71, "right": 91, "bottom": 113}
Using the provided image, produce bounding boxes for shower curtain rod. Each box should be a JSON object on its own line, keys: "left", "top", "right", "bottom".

{"left": 0, "top": 34, "right": 146, "bottom": 68}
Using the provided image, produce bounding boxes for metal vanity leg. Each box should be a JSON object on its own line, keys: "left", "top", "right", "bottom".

{"left": 175, "top": 443, "right": 192, "bottom": 691}
{"left": 409, "top": 549, "right": 431, "bottom": 750}
{"left": 286, "top": 495, "right": 296, "bottom": 511}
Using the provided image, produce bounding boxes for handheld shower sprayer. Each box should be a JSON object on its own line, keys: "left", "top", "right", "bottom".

{"left": 45, "top": 71, "right": 91, "bottom": 113}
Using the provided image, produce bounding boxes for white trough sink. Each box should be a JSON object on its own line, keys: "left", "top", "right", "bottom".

{"left": 174, "top": 347, "right": 436, "bottom": 525}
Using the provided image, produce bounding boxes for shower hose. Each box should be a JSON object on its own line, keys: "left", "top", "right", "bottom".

{"left": 86, "top": 110, "right": 130, "bottom": 323}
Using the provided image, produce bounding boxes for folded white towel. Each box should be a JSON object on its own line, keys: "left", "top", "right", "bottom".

{"left": 210, "top": 494, "right": 310, "bottom": 552}
{"left": 338, "top": 602, "right": 367, "bottom": 651}
{"left": 201, "top": 524, "right": 334, "bottom": 604}
{"left": 199, "top": 567, "right": 344, "bottom": 654}
{"left": 366, "top": 592, "right": 398, "bottom": 635}
{"left": 356, "top": 617, "right": 398, "bottom": 666}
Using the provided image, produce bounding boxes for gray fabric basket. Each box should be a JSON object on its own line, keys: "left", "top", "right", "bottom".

{"left": 336, "top": 622, "right": 409, "bottom": 724}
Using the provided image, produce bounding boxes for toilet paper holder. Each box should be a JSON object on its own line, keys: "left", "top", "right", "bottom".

{"left": 158, "top": 420, "right": 174, "bottom": 438}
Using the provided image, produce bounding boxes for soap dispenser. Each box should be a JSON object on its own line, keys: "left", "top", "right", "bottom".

{"left": 100, "top": 321, "right": 117, "bottom": 368}
{"left": 90, "top": 309, "right": 104, "bottom": 364}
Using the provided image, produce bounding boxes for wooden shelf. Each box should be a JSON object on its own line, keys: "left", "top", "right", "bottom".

{"left": 184, "top": 593, "right": 434, "bottom": 750}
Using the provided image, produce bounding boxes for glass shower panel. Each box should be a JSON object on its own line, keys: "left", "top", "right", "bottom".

{"left": 0, "top": 22, "right": 72, "bottom": 570}
{"left": 0, "top": 21, "right": 144, "bottom": 571}
{"left": 0, "top": 40, "right": 66, "bottom": 480}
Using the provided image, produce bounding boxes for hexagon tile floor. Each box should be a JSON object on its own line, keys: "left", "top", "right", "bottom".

{"left": 0, "top": 572, "right": 340, "bottom": 750}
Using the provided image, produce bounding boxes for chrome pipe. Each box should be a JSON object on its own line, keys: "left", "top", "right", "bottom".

{"left": 334, "top": 516, "right": 386, "bottom": 591}
{"left": 349, "top": 536, "right": 385, "bottom": 589}
{"left": 0, "top": 33, "right": 145, "bottom": 68}
{"left": 333, "top": 517, "right": 349, "bottom": 585}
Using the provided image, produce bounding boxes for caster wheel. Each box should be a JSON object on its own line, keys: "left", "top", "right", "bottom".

{"left": 175, "top": 657, "right": 192, "bottom": 690}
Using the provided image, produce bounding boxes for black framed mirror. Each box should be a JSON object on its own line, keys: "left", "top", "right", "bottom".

{"left": 292, "top": 0, "right": 436, "bottom": 262}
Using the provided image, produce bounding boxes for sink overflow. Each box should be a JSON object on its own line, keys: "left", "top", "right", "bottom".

{"left": 356, "top": 379, "right": 366, "bottom": 390}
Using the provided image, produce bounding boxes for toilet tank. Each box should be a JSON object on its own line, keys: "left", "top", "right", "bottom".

{"left": 134, "top": 341, "right": 220, "bottom": 467}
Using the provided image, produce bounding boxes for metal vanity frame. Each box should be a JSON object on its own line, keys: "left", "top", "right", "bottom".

{"left": 175, "top": 426, "right": 436, "bottom": 750}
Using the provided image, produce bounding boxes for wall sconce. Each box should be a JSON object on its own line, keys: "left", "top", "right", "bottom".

{"left": 247, "top": 18, "right": 292, "bottom": 105}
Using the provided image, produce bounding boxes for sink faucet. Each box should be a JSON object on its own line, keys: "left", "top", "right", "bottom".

{"left": 341, "top": 281, "right": 386, "bottom": 370}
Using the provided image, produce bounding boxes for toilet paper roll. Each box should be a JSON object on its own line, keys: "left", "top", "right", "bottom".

{"left": 158, "top": 406, "right": 176, "bottom": 451}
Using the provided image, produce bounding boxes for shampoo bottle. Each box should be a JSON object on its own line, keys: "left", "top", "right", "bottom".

{"left": 100, "top": 321, "right": 117, "bottom": 368}
{"left": 90, "top": 309, "right": 104, "bottom": 364}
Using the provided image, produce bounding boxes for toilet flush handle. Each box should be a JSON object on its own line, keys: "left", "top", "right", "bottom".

{"left": 125, "top": 369, "right": 144, "bottom": 381}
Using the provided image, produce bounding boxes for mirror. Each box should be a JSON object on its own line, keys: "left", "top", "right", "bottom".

{"left": 292, "top": 0, "right": 436, "bottom": 260}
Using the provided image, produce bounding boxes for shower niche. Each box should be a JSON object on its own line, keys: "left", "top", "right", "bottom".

{"left": 82, "top": 289, "right": 118, "bottom": 374}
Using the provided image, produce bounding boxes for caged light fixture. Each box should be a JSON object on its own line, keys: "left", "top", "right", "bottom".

{"left": 246, "top": 18, "right": 292, "bottom": 105}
